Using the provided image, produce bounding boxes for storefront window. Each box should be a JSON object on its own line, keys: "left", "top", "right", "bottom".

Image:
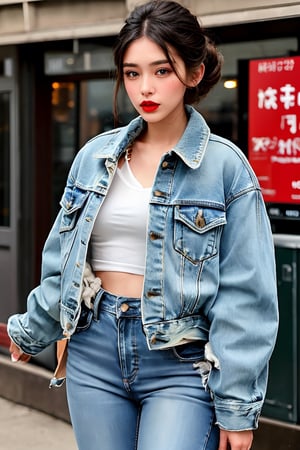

{"left": 79, "top": 79, "right": 135, "bottom": 146}
{"left": 199, "top": 37, "right": 298, "bottom": 145}
{"left": 0, "top": 92, "right": 10, "bottom": 226}
{"left": 51, "top": 82, "right": 76, "bottom": 215}
{"left": 51, "top": 78, "right": 136, "bottom": 216}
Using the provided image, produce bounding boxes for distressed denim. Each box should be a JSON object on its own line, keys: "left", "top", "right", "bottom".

{"left": 8, "top": 106, "right": 278, "bottom": 430}
{"left": 66, "top": 289, "right": 219, "bottom": 450}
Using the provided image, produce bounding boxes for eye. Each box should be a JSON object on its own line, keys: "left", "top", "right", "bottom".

{"left": 124, "top": 70, "right": 139, "bottom": 79}
{"left": 156, "top": 67, "right": 172, "bottom": 76}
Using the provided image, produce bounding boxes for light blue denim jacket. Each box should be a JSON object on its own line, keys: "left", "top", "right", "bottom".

{"left": 8, "top": 106, "right": 278, "bottom": 431}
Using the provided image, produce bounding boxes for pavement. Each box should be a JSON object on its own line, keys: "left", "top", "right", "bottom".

{"left": 0, "top": 351, "right": 78, "bottom": 450}
{"left": 0, "top": 396, "right": 77, "bottom": 450}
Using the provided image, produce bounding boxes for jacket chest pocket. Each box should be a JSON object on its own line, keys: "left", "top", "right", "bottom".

{"left": 59, "top": 186, "right": 89, "bottom": 232}
{"left": 173, "top": 205, "right": 226, "bottom": 264}
{"left": 59, "top": 186, "right": 90, "bottom": 270}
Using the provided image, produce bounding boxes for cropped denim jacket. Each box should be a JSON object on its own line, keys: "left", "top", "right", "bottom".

{"left": 8, "top": 106, "right": 278, "bottom": 431}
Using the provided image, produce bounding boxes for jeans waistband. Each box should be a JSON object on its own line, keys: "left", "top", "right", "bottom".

{"left": 92, "top": 288, "right": 142, "bottom": 319}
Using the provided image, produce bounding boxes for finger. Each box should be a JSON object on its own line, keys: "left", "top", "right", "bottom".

{"left": 9, "top": 340, "right": 31, "bottom": 363}
{"left": 218, "top": 430, "right": 229, "bottom": 450}
{"left": 11, "top": 351, "right": 31, "bottom": 363}
{"left": 10, "top": 350, "right": 23, "bottom": 362}
{"left": 18, "top": 353, "right": 31, "bottom": 363}
{"left": 9, "top": 340, "right": 19, "bottom": 354}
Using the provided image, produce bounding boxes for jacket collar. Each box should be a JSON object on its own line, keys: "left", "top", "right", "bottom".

{"left": 94, "top": 106, "right": 210, "bottom": 169}
{"left": 172, "top": 105, "right": 210, "bottom": 169}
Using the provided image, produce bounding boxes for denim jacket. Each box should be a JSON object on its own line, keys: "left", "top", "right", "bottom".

{"left": 8, "top": 106, "right": 278, "bottom": 431}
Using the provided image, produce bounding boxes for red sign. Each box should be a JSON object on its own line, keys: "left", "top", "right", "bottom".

{"left": 248, "top": 56, "right": 300, "bottom": 204}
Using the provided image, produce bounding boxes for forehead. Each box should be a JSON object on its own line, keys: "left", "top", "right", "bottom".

{"left": 123, "top": 36, "right": 178, "bottom": 64}
{"left": 124, "top": 37, "right": 165, "bottom": 60}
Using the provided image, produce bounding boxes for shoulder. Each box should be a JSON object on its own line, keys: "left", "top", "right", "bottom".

{"left": 208, "top": 133, "right": 247, "bottom": 164}
{"left": 76, "top": 115, "right": 144, "bottom": 161}
{"left": 79, "top": 127, "right": 124, "bottom": 157}
{"left": 209, "top": 133, "right": 255, "bottom": 175}
{"left": 66, "top": 116, "right": 144, "bottom": 186}
{"left": 202, "top": 133, "right": 261, "bottom": 199}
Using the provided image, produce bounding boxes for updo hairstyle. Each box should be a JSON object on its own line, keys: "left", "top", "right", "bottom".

{"left": 113, "top": 0, "right": 223, "bottom": 120}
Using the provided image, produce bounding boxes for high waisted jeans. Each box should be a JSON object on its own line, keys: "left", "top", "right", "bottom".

{"left": 66, "top": 289, "right": 219, "bottom": 450}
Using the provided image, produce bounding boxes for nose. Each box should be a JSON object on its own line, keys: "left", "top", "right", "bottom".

{"left": 140, "top": 75, "right": 154, "bottom": 96}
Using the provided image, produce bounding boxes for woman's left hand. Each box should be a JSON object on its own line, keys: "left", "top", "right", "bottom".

{"left": 218, "top": 429, "right": 253, "bottom": 450}
{"left": 9, "top": 340, "right": 31, "bottom": 363}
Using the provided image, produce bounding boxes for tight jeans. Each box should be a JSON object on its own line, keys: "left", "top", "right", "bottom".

{"left": 66, "top": 289, "right": 219, "bottom": 450}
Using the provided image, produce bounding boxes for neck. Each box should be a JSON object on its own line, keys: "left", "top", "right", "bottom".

{"left": 141, "top": 107, "right": 188, "bottom": 153}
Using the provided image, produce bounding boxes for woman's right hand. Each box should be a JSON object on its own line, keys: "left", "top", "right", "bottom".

{"left": 9, "top": 340, "right": 31, "bottom": 363}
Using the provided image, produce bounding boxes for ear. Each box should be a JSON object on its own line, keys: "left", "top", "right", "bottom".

{"left": 189, "top": 63, "right": 205, "bottom": 87}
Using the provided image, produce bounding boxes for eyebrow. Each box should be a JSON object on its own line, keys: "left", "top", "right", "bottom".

{"left": 122, "top": 59, "right": 170, "bottom": 68}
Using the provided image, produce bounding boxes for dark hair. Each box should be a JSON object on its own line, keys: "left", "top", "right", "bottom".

{"left": 113, "top": 0, "right": 223, "bottom": 121}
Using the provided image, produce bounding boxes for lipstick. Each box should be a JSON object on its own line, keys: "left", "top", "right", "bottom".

{"left": 140, "top": 101, "right": 159, "bottom": 113}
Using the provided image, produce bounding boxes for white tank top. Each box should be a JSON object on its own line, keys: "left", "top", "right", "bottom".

{"left": 90, "top": 159, "right": 151, "bottom": 275}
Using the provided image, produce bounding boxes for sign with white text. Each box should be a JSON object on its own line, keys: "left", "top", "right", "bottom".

{"left": 248, "top": 56, "right": 300, "bottom": 204}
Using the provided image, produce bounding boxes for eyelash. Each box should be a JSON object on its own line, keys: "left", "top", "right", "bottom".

{"left": 123, "top": 67, "right": 172, "bottom": 79}
{"left": 124, "top": 70, "right": 138, "bottom": 79}
{"left": 156, "top": 68, "right": 172, "bottom": 76}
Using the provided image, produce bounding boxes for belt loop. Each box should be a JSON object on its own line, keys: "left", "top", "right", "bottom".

{"left": 92, "top": 288, "right": 105, "bottom": 320}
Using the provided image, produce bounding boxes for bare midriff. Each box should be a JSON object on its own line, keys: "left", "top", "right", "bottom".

{"left": 95, "top": 271, "right": 144, "bottom": 298}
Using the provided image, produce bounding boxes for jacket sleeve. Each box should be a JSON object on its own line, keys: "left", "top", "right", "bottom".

{"left": 7, "top": 207, "right": 66, "bottom": 355}
{"left": 207, "top": 188, "right": 279, "bottom": 431}
{"left": 7, "top": 145, "right": 92, "bottom": 355}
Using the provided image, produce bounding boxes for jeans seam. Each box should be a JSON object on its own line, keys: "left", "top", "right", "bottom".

{"left": 203, "top": 409, "right": 216, "bottom": 449}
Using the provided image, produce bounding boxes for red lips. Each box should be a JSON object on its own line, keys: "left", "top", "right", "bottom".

{"left": 140, "top": 101, "right": 159, "bottom": 112}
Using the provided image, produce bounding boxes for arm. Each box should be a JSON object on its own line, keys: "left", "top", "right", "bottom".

{"left": 7, "top": 143, "right": 99, "bottom": 356}
{"left": 207, "top": 188, "right": 278, "bottom": 430}
{"left": 7, "top": 208, "right": 66, "bottom": 355}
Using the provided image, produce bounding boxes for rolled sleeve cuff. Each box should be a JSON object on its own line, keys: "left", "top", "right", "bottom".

{"left": 7, "top": 314, "right": 49, "bottom": 355}
{"left": 214, "top": 395, "right": 262, "bottom": 431}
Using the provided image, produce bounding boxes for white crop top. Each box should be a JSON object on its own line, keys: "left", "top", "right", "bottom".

{"left": 90, "top": 159, "right": 151, "bottom": 275}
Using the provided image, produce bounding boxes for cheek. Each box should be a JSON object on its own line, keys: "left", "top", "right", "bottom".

{"left": 124, "top": 82, "right": 137, "bottom": 101}
{"left": 164, "top": 79, "right": 186, "bottom": 96}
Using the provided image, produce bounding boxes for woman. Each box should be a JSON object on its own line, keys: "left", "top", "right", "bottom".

{"left": 8, "top": 1, "right": 278, "bottom": 449}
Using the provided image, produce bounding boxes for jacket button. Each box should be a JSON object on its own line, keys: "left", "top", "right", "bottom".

{"left": 150, "top": 335, "right": 157, "bottom": 344}
{"left": 161, "top": 161, "right": 169, "bottom": 169}
{"left": 65, "top": 322, "right": 72, "bottom": 330}
{"left": 195, "top": 209, "right": 206, "bottom": 228}
{"left": 120, "top": 303, "right": 129, "bottom": 312}
{"left": 149, "top": 231, "right": 160, "bottom": 240}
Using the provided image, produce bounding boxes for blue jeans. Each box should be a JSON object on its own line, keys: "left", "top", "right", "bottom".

{"left": 66, "top": 289, "right": 219, "bottom": 450}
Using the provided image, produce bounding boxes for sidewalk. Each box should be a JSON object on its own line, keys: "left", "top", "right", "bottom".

{"left": 0, "top": 396, "right": 77, "bottom": 450}
{"left": 0, "top": 352, "right": 78, "bottom": 449}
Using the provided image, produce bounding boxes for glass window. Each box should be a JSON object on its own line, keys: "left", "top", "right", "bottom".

{"left": 199, "top": 37, "right": 298, "bottom": 145}
{"left": 51, "top": 78, "right": 136, "bottom": 217}
{"left": 79, "top": 79, "right": 136, "bottom": 146}
{"left": 51, "top": 82, "right": 77, "bottom": 216}
{"left": 0, "top": 92, "right": 10, "bottom": 227}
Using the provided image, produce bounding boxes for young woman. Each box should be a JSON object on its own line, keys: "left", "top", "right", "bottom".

{"left": 8, "top": 1, "right": 278, "bottom": 449}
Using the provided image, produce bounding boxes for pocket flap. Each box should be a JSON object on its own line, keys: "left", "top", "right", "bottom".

{"left": 60, "top": 186, "right": 89, "bottom": 214}
{"left": 174, "top": 206, "right": 226, "bottom": 234}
